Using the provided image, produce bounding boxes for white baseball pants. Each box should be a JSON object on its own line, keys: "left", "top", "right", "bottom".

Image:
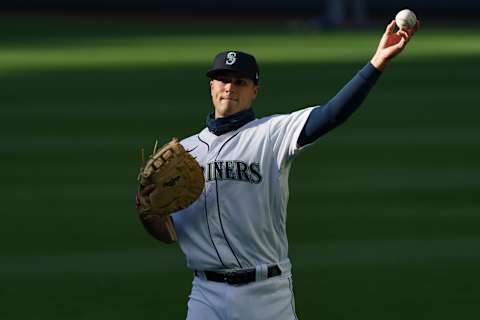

{"left": 186, "top": 273, "right": 299, "bottom": 320}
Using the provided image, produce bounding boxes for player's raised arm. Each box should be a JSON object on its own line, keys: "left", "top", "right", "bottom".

{"left": 297, "top": 18, "right": 419, "bottom": 147}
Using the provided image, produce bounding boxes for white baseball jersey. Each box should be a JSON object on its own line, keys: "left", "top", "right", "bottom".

{"left": 171, "top": 107, "right": 314, "bottom": 273}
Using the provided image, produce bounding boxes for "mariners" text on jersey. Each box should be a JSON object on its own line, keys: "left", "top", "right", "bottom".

{"left": 202, "top": 161, "right": 262, "bottom": 184}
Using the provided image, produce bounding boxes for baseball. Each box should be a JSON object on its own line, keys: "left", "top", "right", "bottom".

{"left": 395, "top": 9, "right": 417, "bottom": 30}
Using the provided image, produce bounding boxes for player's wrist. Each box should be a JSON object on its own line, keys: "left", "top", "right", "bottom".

{"left": 370, "top": 55, "right": 387, "bottom": 71}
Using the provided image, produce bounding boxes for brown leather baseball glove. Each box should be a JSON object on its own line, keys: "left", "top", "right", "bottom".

{"left": 137, "top": 138, "right": 204, "bottom": 217}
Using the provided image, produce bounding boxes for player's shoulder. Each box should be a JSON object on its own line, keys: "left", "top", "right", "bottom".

{"left": 235, "top": 116, "right": 277, "bottom": 134}
{"left": 252, "top": 107, "right": 316, "bottom": 127}
{"left": 179, "top": 127, "right": 214, "bottom": 151}
{"left": 180, "top": 131, "right": 202, "bottom": 147}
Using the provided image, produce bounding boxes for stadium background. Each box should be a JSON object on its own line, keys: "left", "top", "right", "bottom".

{"left": 1, "top": 1, "right": 479, "bottom": 319}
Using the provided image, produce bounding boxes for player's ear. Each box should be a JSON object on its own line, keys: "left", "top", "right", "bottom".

{"left": 210, "top": 80, "right": 214, "bottom": 96}
{"left": 252, "top": 85, "right": 259, "bottom": 100}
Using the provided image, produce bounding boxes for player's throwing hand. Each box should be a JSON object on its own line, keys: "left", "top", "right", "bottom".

{"left": 371, "top": 19, "right": 420, "bottom": 70}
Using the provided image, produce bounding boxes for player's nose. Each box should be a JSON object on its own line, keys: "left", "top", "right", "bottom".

{"left": 223, "top": 82, "right": 235, "bottom": 92}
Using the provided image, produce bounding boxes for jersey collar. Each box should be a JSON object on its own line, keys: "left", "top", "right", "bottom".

{"left": 206, "top": 107, "right": 256, "bottom": 136}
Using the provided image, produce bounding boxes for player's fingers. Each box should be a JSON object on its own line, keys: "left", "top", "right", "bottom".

{"left": 386, "top": 20, "right": 396, "bottom": 34}
{"left": 403, "top": 25, "right": 417, "bottom": 37}
{"left": 395, "top": 36, "right": 407, "bottom": 50}
{"left": 411, "top": 20, "right": 420, "bottom": 35}
{"left": 397, "top": 29, "right": 410, "bottom": 40}
{"left": 397, "top": 30, "right": 410, "bottom": 41}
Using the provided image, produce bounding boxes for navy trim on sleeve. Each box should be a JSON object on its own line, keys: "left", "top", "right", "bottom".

{"left": 297, "top": 62, "right": 382, "bottom": 147}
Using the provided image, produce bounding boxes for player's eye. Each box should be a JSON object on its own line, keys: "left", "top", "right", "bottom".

{"left": 216, "top": 77, "right": 232, "bottom": 84}
{"left": 233, "top": 79, "right": 248, "bottom": 86}
{"left": 215, "top": 77, "right": 249, "bottom": 86}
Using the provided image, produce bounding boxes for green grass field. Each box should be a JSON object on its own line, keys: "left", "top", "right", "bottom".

{"left": 1, "top": 17, "right": 480, "bottom": 319}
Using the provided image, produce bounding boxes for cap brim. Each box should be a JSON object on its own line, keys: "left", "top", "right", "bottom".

{"left": 206, "top": 68, "right": 258, "bottom": 84}
{"left": 206, "top": 68, "right": 249, "bottom": 78}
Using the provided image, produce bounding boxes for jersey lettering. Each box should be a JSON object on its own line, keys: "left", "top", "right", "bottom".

{"left": 201, "top": 160, "right": 262, "bottom": 184}
{"left": 214, "top": 161, "right": 224, "bottom": 180}
{"left": 249, "top": 163, "right": 262, "bottom": 184}
{"left": 207, "top": 162, "right": 215, "bottom": 181}
{"left": 225, "top": 161, "right": 236, "bottom": 179}
{"left": 236, "top": 161, "right": 250, "bottom": 182}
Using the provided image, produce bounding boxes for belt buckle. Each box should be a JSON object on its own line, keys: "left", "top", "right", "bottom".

{"left": 223, "top": 270, "right": 240, "bottom": 285}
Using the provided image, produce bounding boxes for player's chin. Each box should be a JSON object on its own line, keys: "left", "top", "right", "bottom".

{"left": 220, "top": 100, "right": 239, "bottom": 110}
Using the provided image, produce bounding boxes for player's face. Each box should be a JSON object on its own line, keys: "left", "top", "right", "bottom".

{"left": 210, "top": 73, "right": 259, "bottom": 118}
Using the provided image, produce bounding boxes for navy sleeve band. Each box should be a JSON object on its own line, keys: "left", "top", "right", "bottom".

{"left": 297, "top": 62, "right": 382, "bottom": 147}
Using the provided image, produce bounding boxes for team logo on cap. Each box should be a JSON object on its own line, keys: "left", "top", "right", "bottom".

{"left": 225, "top": 52, "right": 237, "bottom": 65}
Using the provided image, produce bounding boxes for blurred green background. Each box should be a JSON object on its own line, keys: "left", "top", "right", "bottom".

{"left": 1, "top": 16, "right": 480, "bottom": 320}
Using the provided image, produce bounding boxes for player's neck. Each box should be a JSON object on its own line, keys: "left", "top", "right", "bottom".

{"left": 206, "top": 108, "right": 255, "bottom": 136}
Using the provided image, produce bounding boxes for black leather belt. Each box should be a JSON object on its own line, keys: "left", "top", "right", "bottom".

{"left": 195, "top": 265, "right": 281, "bottom": 285}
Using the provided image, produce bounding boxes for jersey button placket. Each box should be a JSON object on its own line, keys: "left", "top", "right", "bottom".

{"left": 205, "top": 147, "right": 242, "bottom": 269}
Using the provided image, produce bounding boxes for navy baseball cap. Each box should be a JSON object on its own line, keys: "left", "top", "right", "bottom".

{"left": 206, "top": 50, "right": 259, "bottom": 84}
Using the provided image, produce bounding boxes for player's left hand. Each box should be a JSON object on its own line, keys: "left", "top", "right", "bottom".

{"left": 370, "top": 19, "right": 420, "bottom": 71}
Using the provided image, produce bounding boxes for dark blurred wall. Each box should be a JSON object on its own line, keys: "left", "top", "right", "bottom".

{"left": 1, "top": 0, "right": 480, "bottom": 12}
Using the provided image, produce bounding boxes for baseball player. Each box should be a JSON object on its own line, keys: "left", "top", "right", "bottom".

{"left": 137, "top": 20, "right": 419, "bottom": 320}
